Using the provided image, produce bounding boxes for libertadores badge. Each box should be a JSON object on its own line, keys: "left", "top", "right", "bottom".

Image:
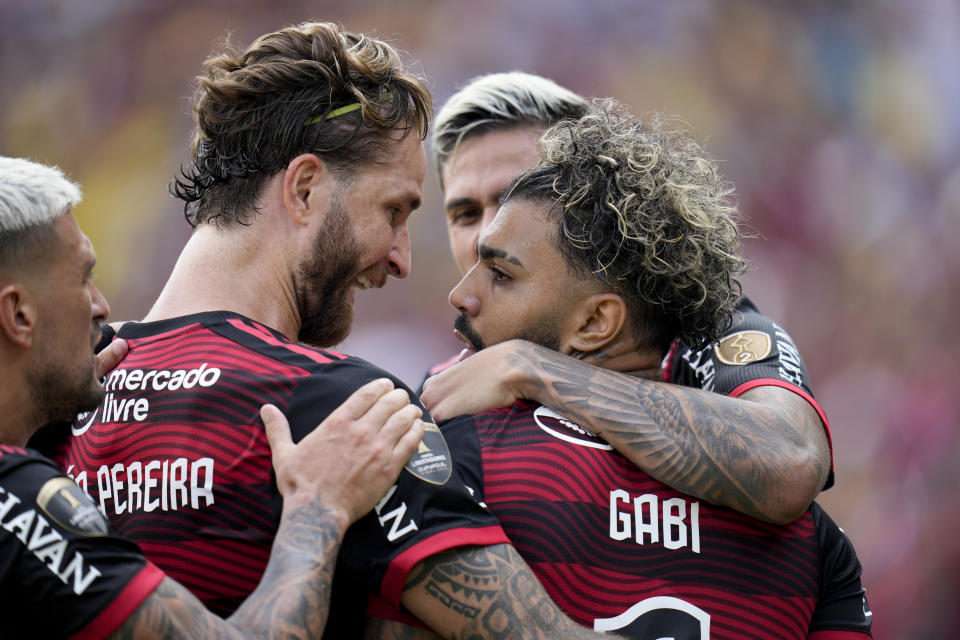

{"left": 404, "top": 422, "right": 452, "bottom": 485}
{"left": 37, "top": 476, "right": 109, "bottom": 536}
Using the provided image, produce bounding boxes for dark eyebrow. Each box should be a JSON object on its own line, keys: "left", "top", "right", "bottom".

{"left": 478, "top": 242, "right": 523, "bottom": 268}
{"left": 444, "top": 196, "right": 480, "bottom": 212}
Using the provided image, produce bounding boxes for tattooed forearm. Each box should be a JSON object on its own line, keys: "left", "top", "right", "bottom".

{"left": 113, "top": 497, "right": 346, "bottom": 638}
{"left": 510, "top": 344, "right": 829, "bottom": 523}
{"left": 228, "top": 497, "right": 345, "bottom": 635}
{"left": 399, "top": 544, "right": 620, "bottom": 639}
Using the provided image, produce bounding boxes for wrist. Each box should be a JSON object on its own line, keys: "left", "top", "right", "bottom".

{"left": 282, "top": 491, "right": 352, "bottom": 534}
{"left": 504, "top": 340, "right": 547, "bottom": 401}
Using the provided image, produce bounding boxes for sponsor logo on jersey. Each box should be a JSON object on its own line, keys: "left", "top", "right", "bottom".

{"left": 404, "top": 422, "right": 452, "bottom": 485}
{"left": 71, "top": 362, "right": 222, "bottom": 436}
{"left": 72, "top": 363, "right": 222, "bottom": 435}
{"left": 37, "top": 476, "right": 109, "bottom": 536}
{"left": 594, "top": 596, "right": 710, "bottom": 639}
{"left": 0, "top": 484, "right": 103, "bottom": 595}
{"left": 533, "top": 406, "right": 613, "bottom": 450}
{"left": 714, "top": 330, "right": 772, "bottom": 366}
{"left": 72, "top": 407, "right": 99, "bottom": 436}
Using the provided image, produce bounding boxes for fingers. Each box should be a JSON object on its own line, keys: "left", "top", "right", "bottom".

{"left": 396, "top": 418, "right": 427, "bottom": 463}
{"left": 96, "top": 338, "right": 128, "bottom": 380}
{"left": 328, "top": 378, "right": 397, "bottom": 423}
{"left": 260, "top": 404, "right": 294, "bottom": 460}
{"left": 362, "top": 388, "right": 419, "bottom": 433}
{"left": 377, "top": 402, "right": 424, "bottom": 448}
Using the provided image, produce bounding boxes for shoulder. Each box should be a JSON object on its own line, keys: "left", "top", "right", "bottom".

{"left": 0, "top": 444, "right": 60, "bottom": 481}
{"left": 1, "top": 446, "right": 113, "bottom": 537}
{"left": 666, "top": 296, "right": 815, "bottom": 394}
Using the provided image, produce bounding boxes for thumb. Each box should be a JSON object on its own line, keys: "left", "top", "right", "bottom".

{"left": 96, "top": 338, "right": 129, "bottom": 380}
{"left": 260, "top": 404, "right": 293, "bottom": 460}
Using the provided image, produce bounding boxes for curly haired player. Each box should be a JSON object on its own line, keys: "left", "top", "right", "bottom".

{"left": 392, "top": 102, "right": 872, "bottom": 639}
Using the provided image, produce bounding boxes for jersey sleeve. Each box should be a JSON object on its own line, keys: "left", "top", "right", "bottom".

{"left": 283, "top": 358, "right": 508, "bottom": 608}
{"left": 665, "top": 297, "right": 834, "bottom": 488}
{"left": 0, "top": 446, "right": 164, "bottom": 639}
{"left": 807, "top": 503, "right": 873, "bottom": 638}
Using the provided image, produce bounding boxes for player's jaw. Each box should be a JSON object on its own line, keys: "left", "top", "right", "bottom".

{"left": 453, "top": 311, "right": 563, "bottom": 354}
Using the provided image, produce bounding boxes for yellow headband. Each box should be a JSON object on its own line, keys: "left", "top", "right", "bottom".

{"left": 304, "top": 93, "right": 393, "bottom": 127}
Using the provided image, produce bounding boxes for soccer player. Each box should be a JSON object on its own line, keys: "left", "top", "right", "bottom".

{"left": 0, "top": 155, "right": 424, "bottom": 637}
{"left": 433, "top": 103, "right": 872, "bottom": 638}
{"left": 421, "top": 72, "right": 833, "bottom": 524}
{"left": 47, "top": 23, "right": 628, "bottom": 639}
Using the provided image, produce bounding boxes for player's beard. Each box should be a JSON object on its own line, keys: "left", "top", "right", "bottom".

{"left": 454, "top": 312, "right": 562, "bottom": 352}
{"left": 296, "top": 194, "right": 361, "bottom": 348}
{"left": 29, "top": 350, "right": 104, "bottom": 426}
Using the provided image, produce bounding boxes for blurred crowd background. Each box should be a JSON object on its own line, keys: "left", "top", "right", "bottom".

{"left": 2, "top": 0, "right": 957, "bottom": 637}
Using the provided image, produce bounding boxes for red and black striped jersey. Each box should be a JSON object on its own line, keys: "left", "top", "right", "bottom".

{"left": 421, "top": 297, "right": 835, "bottom": 488}
{"left": 48, "top": 311, "right": 507, "bottom": 634}
{"left": 441, "top": 402, "right": 872, "bottom": 639}
{"left": 0, "top": 444, "right": 164, "bottom": 638}
{"left": 664, "top": 296, "right": 835, "bottom": 488}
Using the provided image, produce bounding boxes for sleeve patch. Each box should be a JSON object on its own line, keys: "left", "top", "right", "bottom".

{"left": 714, "top": 330, "right": 772, "bottom": 366}
{"left": 404, "top": 423, "right": 452, "bottom": 485}
{"left": 37, "top": 476, "right": 109, "bottom": 536}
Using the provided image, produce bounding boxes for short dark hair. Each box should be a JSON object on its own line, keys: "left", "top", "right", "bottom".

{"left": 505, "top": 100, "right": 746, "bottom": 351}
{"left": 172, "top": 22, "right": 433, "bottom": 227}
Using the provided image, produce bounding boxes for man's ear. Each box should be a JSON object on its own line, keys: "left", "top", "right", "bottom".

{"left": 282, "top": 153, "right": 333, "bottom": 226}
{"left": 0, "top": 283, "right": 35, "bottom": 348}
{"left": 564, "top": 292, "right": 628, "bottom": 355}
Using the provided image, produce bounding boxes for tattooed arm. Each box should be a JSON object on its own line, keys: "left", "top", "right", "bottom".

{"left": 421, "top": 340, "right": 828, "bottom": 524}
{"left": 113, "top": 498, "right": 344, "bottom": 639}
{"left": 366, "top": 544, "right": 623, "bottom": 639}
{"left": 111, "top": 379, "right": 425, "bottom": 638}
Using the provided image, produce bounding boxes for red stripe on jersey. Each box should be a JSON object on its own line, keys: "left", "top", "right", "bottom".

{"left": 379, "top": 526, "right": 509, "bottom": 606}
{"left": 729, "top": 378, "right": 834, "bottom": 472}
{"left": 69, "top": 561, "right": 165, "bottom": 640}
{"left": 661, "top": 339, "right": 679, "bottom": 382}
{"left": 0, "top": 444, "right": 26, "bottom": 457}
{"left": 808, "top": 632, "right": 873, "bottom": 639}
{"left": 226, "top": 318, "right": 346, "bottom": 363}
{"left": 125, "top": 324, "right": 195, "bottom": 347}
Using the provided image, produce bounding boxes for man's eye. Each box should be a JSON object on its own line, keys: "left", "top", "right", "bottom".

{"left": 489, "top": 266, "right": 510, "bottom": 282}
{"left": 451, "top": 209, "right": 481, "bottom": 226}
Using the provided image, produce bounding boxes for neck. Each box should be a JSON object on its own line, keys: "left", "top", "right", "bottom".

{"left": 0, "top": 362, "right": 42, "bottom": 447}
{"left": 145, "top": 221, "right": 301, "bottom": 340}
{"left": 579, "top": 338, "right": 663, "bottom": 380}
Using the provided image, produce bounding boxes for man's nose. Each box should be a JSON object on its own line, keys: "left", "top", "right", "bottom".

{"left": 90, "top": 282, "right": 110, "bottom": 322}
{"left": 449, "top": 267, "right": 480, "bottom": 316}
{"left": 387, "top": 226, "right": 411, "bottom": 278}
